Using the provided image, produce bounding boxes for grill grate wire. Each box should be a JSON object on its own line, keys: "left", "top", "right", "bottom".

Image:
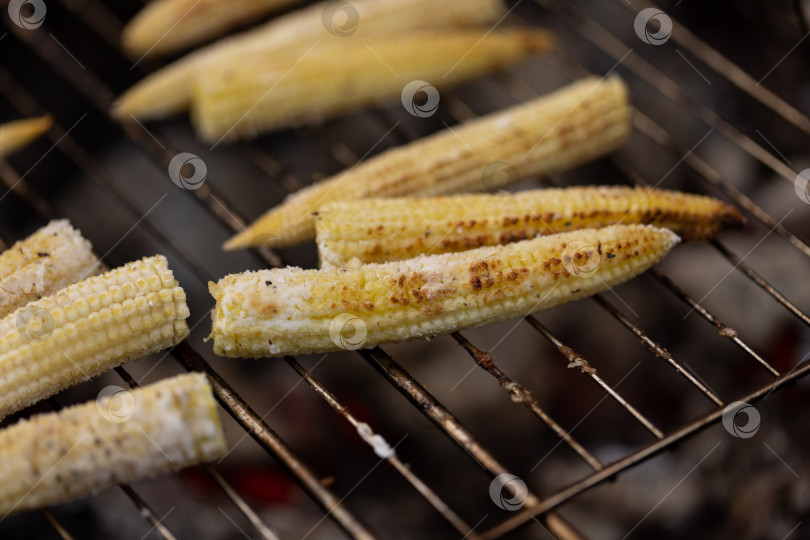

{"left": 0, "top": 0, "right": 808, "bottom": 538}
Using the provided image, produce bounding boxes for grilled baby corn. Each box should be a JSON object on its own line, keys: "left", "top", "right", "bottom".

{"left": 0, "top": 116, "right": 51, "bottom": 159}
{"left": 123, "top": 0, "right": 304, "bottom": 57}
{"left": 210, "top": 224, "right": 678, "bottom": 358}
{"left": 0, "top": 220, "right": 99, "bottom": 319}
{"left": 113, "top": 0, "right": 506, "bottom": 120}
{"left": 225, "top": 76, "right": 630, "bottom": 250}
{"left": 192, "top": 28, "right": 552, "bottom": 142}
{"left": 316, "top": 186, "right": 745, "bottom": 267}
{"left": 0, "top": 373, "right": 226, "bottom": 515}
{"left": 0, "top": 255, "right": 190, "bottom": 420}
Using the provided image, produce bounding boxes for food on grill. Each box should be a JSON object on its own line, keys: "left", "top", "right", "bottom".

{"left": 209, "top": 224, "right": 678, "bottom": 358}
{"left": 0, "top": 255, "right": 190, "bottom": 420}
{"left": 0, "top": 220, "right": 99, "bottom": 319}
{"left": 0, "top": 116, "right": 52, "bottom": 159}
{"left": 191, "top": 28, "right": 553, "bottom": 143}
{"left": 0, "top": 372, "right": 226, "bottom": 515}
{"left": 123, "top": 0, "right": 305, "bottom": 57}
{"left": 113, "top": 0, "right": 506, "bottom": 121}
{"left": 315, "top": 186, "right": 745, "bottom": 267}
{"left": 224, "top": 76, "right": 630, "bottom": 250}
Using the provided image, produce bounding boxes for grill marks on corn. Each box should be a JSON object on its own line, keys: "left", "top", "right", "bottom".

{"left": 317, "top": 186, "right": 744, "bottom": 267}
{"left": 228, "top": 77, "right": 631, "bottom": 251}
{"left": 211, "top": 224, "right": 681, "bottom": 358}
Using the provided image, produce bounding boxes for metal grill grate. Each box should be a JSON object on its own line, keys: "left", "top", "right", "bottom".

{"left": 1, "top": 0, "right": 809, "bottom": 538}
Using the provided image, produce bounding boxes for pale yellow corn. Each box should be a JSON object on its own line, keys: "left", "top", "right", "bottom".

{"left": 0, "top": 116, "right": 51, "bottom": 159}
{"left": 316, "top": 186, "right": 745, "bottom": 267}
{"left": 0, "top": 372, "right": 226, "bottom": 515}
{"left": 210, "top": 224, "right": 679, "bottom": 358}
{"left": 123, "top": 0, "right": 305, "bottom": 57}
{"left": 0, "top": 220, "right": 99, "bottom": 319}
{"left": 0, "top": 255, "right": 190, "bottom": 420}
{"left": 191, "top": 28, "right": 552, "bottom": 143}
{"left": 113, "top": 0, "right": 506, "bottom": 120}
{"left": 225, "top": 76, "right": 630, "bottom": 250}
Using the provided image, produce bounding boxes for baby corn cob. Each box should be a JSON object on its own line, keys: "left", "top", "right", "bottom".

{"left": 113, "top": 0, "right": 506, "bottom": 120}
{"left": 316, "top": 186, "right": 745, "bottom": 267}
{"left": 0, "top": 373, "right": 226, "bottom": 515}
{"left": 0, "top": 220, "right": 99, "bottom": 319}
{"left": 191, "top": 28, "right": 553, "bottom": 142}
{"left": 225, "top": 76, "right": 630, "bottom": 250}
{"left": 0, "top": 255, "right": 190, "bottom": 420}
{"left": 0, "top": 116, "right": 51, "bottom": 159}
{"left": 210, "top": 224, "right": 679, "bottom": 358}
{"left": 123, "top": 0, "right": 305, "bottom": 57}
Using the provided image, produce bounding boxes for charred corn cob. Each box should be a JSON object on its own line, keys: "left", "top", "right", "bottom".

{"left": 210, "top": 224, "right": 679, "bottom": 358}
{"left": 225, "top": 76, "right": 630, "bottom": 250}
{"left": 192, "top": 28, "right": 552, "bottom": 143}
{"left": 0, "top": 373, "right": 225, "bottom": 515}
{"left": 316, "top": 186, "right": 745, "bottom": 267}
{"left": 0, "top": 220, "right": 99, "bottom": 319}
{"left": 123, "top": 0, "right": 305, "bottom": 57}
{"left": 0, "top": 255, "right": 190, "bottom": 420}
{"left": 0, "top": 116, "right": 51, "bottom": 159}
{"left": 113, "top": 0, "right": 506, "bottom": 120}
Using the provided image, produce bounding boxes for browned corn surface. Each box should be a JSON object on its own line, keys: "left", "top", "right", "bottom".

{"left": 316, "top": 186, "right": 745, "bottom": 267}
{"left": 113, "top": 0, "right": 506, "bottom": 120}
{"left": 123, "top": 0, "right": 305, "bottom": 57}
{"left": 0, "top": 255, "right": 190, "bottom": 420}
{"left": 0, "top": 373, "right": 226, "bottom": 515}
{"left": 225, "top": 76, "right": 630, "bottom": 250}
{"left": 210, "top": 225, "right": 679, "bottom": 358}
{"left": 0, "top": 116, "right": 51, "bottom": 159}
{"left": 191, "top": 28, "right": 553, "bottom": 143}
{"left": 0, "top": 220, "right": 99, "bottom": 319}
